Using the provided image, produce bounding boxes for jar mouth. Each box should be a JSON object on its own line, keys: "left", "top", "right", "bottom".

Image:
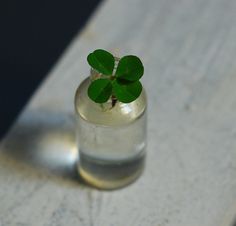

{"left": 75, "top": 77, "right": 147, "bottom": 127}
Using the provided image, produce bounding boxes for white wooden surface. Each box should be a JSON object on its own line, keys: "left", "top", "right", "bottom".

{"left": 1, "top": 0, "right": 236, "bottom": 225}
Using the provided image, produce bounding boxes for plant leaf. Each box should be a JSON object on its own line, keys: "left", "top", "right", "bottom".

{"left": 87, "top": 49, "right": 115, "bottom": 75}
{"left": 88, "top": 79, "right": 112, "bottom": 103}
{"left": 115, "top": 55, "right": 144, "bottom": 81}
{"left": 112, "top": 79, "right": 142, "bottom": 103}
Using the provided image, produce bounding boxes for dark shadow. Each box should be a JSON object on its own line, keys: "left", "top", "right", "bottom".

{"left": 0, "top": 0, "right": 102, "bottom": 139}
{"left": 233, "top": 218, "right": 236, "bottom": 226}
{"left": 1, "top": 109, "right": 85, "bottom": 186}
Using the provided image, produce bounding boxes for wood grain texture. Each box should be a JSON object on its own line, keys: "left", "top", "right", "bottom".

{"left": 1, "top": 0, "right": 236, "bottom": 225}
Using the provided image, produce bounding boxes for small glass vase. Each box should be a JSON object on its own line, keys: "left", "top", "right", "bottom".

{"left": 74, "top": 68, "right": 147, "bottom": 190}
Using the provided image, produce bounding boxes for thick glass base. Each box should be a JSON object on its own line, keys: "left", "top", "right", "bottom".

{"left": 78, "top": 152, "right": 145, "bottom": 190}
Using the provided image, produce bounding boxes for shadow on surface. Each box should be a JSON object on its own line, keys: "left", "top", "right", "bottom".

{"left": 0, "top": 0, "right": 102, "bottom": 139}
{"left": 1, "top": 109, "right": 84, "bottom": 186}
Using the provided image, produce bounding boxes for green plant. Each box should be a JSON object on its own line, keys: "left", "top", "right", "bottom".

{"left": 87, "top": 49, "right": 144, "bottom": 104}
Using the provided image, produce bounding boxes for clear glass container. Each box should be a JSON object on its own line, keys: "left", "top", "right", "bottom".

{"left": 74, "top": 69, "right": 147, "bottom": 189}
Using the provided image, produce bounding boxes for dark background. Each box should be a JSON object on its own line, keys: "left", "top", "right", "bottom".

{"left": 0, "top": 0, "right": 101, "bottom": 139}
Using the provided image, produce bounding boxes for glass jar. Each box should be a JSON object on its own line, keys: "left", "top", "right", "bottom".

{"left": 74, "top": 68, "right": 147, "bottom": 189}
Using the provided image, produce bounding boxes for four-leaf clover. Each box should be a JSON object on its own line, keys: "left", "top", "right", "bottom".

{"left": 87, "top": 49, "right": 144, "bottom": 103}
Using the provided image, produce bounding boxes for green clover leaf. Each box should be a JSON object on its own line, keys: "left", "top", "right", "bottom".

{"left": 115, "top": 55, "right": 144, "bottom": 82}
{"left": 88, "top": 78, "right": 112, "bottom": 103}
{"left": 112, "top": 79, "right": 142, "bottom": 103}
{"left": 87, "top": 49, "right": 115, "bottom": 75}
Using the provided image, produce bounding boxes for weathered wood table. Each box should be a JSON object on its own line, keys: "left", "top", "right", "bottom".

{"left": 1, "top": 0, "right": 236, "bottom": 225}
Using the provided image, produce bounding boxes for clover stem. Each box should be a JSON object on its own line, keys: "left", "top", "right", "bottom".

{"left": 111, "top": 95, "right": 117, "bottom": 108}
{"left": 110, "top": 75, "right": 116, "bottom": 81}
